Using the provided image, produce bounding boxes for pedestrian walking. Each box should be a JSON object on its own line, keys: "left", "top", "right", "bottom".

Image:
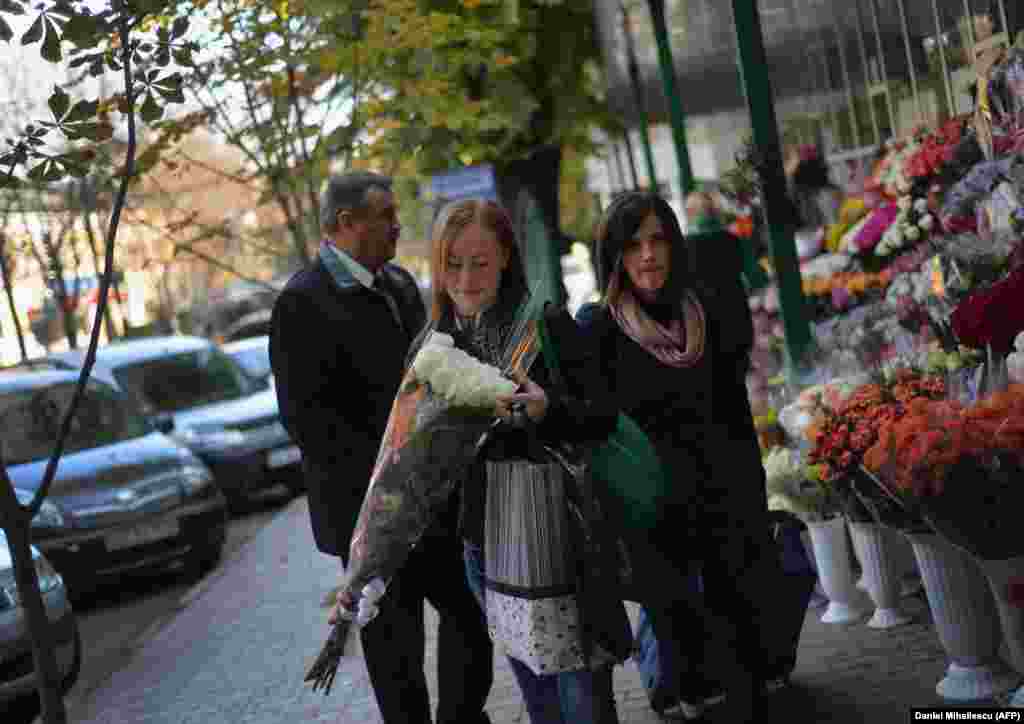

{"left": 270, "top": 172, "right": 495, "bottom": 724}
{"left": 338, "top": 197, "right": 628, "bottom": 724}
{"left": 577, "top": 191, "right": 774, "bottom": 724}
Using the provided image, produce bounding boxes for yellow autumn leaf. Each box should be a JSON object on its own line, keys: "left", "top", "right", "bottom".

{"left": 462, "top": 0, "right": 483, "bottom": 8}
{"left": 494, "top": 54, "right": 517, "bottom": 67}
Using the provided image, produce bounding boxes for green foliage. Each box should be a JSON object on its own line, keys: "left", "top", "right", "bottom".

{"left": 356, "top": 0, "right": 616, "bottom": 173}
{"left": 0, "top": 0, "right": 194, "bottom": 187}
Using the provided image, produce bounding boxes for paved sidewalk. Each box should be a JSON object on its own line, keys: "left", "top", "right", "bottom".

{"left": 65, "top": 497, "right": 997, "bottom": 724}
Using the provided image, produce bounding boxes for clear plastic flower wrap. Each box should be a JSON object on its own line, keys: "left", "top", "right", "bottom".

{"left": 340, "top": 297, "right": 545, "bottom": 619}
{"left": 764, "top": 446, "right": 834, "bottom": 523}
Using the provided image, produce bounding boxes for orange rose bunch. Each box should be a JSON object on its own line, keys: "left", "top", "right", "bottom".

{"left": 808, "top": 373, "right": 947, "bottom": 483}
{"left": 802, "top": 269, "right": 894, "bottom": 299}
{"left": 864, "top": 384, "right": 1024, "bottom": 499}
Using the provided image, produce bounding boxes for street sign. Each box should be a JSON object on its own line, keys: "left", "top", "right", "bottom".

{"left": 426, "top": 164, "right": 498, "bottom": 202}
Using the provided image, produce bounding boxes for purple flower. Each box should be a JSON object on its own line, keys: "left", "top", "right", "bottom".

{"left": 832, "top": 286, "right": 852, "bottom": 311}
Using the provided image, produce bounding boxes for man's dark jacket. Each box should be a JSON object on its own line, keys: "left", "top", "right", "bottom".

{"left": 269, "top": 252, "right": 426, "bottom": 559}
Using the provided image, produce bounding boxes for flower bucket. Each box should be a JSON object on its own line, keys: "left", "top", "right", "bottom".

{"left": 806, "top": 517, "right": 870, "bottom": 624}
{"left": 974, "top": 556, "right": 1024, "bottom": 706}
{"left": 907, "top": 533, "right": 1020, "bottom": 702}
{"left": 848, "top": 522, "right": 914, "bottom": 628}
{"left": 892, "top": 533, "right": 924, "bottom": 598}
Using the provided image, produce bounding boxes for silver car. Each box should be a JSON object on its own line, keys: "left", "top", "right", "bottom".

{"left": 0, "top": 529, "right": 81, "bottom": 705}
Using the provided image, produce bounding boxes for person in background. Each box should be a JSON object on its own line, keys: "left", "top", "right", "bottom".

{"left": 270, "top": 172, "right": 494, "bottom": 724}
{"left": 577, "top": 191, "right": 772, "bottom": 724}
{"left": 787, "top": 145, "right": 843, "bottom": 231}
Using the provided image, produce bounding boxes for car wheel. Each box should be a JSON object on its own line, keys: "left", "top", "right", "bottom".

{"left": 224, "top": 490, "right": 249, "bottom": 515}
{"left": 284, "top": 471, "right": 306, "bottom": 498}
{"left": 186, "top": 541, "right": 224, "bottom": 580}
{"left": 61, "top": 620, "right": 83, "bottom": 696}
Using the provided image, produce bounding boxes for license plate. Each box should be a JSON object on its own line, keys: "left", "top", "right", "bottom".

{"left": 106, "top": 518, "right": 180, "bottom": 551}
{"left": 267, "top": 445, "right": 301, "bottom": 468}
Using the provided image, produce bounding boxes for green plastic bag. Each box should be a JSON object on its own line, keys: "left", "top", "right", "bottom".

{"left": 536, "top": 309, "right": 668, "bottom": 531}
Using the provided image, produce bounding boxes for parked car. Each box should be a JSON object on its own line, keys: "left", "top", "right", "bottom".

{"left": 0, "top": 529, "right": 81, "bottom": 707}
{"left": 0, "top": 368, "right": 228, "bottom": 601}
{"left": 222, "top": 336, "right": 272, "bottom": 385}
{"left": 48, "top": 336, "right": 304, "bottom": 508}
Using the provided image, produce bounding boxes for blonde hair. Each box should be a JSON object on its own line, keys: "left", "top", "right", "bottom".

{"left": 428, "top": 198, "right": 521, "bottom": 322}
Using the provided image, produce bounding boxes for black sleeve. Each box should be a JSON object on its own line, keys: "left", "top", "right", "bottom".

{"left": 269, "top": 289, "right": 380, "bottom": 465}
{"left": 699, "top": 230, "right": 754, "bottom": 380}
{"left": 535, "top": 307, "right": 618, "bottom": 444}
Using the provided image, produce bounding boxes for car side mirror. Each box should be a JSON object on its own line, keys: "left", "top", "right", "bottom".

{"left": 152, "top": 413, "right": 175, "bottom": 434}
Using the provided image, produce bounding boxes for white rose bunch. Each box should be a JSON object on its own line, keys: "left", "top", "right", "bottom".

{"left": 764, "top": 447, "right": 827, "bottom": 523}
{"left": 1008, "top": 332, "right": 1024, "bottom": 384}
{"left": 411, "top": 332, "right": 518, "bottom": 409}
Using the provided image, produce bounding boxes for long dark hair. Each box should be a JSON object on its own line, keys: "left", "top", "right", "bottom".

{"left": 593, "top": 191, "right": 696, "bottom": 304}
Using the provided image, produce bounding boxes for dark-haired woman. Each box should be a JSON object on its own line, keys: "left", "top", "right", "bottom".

{"left": 577, "top": 191, "right": 771, "bottom": 723}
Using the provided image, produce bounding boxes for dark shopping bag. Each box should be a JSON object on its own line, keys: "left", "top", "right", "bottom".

{"left": 632, "top": 511, "right": 816, "bottom": 711}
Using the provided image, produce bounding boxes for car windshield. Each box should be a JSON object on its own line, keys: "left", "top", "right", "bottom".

{"left": 228, "top": 344, "right": 270, "bottom": 380}
{"left": 0, "top": 380, "right": 150, "bottom": 465}
{"left": 112, "top": 348, "right": 258, "bottom": 414}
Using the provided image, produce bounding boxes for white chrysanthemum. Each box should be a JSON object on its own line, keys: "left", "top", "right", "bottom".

{"left": 913, "top": 198, "right": 929, "bottom": 214}
{"left": 412, "top": 336, "right": 517, "bottom": 408}
{"left": 918, "top": 214, "right": 935, "bottom": 232}
{"left": 1008, "top": 352, "right": 1024, "bottom": 385}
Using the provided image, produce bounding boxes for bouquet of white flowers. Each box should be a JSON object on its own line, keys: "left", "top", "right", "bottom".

{"left": 410, "top": 331, "right": 518, "bottom": 408}
{"left": 343, "top": 323, "right": 538, "bottom": 605}
{"left": 765, "top": 446, "right": 833, "bottom": 522}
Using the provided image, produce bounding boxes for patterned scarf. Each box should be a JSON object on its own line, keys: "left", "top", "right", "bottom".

{"left": 606, "top": 264, "right": 706, "bottom": 369}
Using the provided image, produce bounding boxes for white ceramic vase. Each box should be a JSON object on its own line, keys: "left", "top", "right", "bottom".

{"left": 975, "top": 556, "right": 1024, "bottom": 706}
{"left": 806, "top": 517, "right": 870, "bottom": 624}
{"left": 848, "top": 521, "right": 913, "bottom": 628}
{"left": 907, "top": 533, "right": 1020, "bottom": 702}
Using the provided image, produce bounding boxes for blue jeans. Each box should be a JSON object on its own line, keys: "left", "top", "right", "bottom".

{"left": 463, "top": 542, "right": 619, "bottom": 724}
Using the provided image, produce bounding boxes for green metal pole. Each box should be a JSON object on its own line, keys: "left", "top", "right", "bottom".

{"left": 731, "top": 0, "right": 812, "bottom": 375}
{"left": 622, "top": 2, "right": 660, "bottom": 191}
{"left": 645, "top": 0, "right": 694, "bottom": 197}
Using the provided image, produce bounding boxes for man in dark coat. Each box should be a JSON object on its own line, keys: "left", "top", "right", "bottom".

{"left": 269, "top": 171, "right": 494, "bottom": 724}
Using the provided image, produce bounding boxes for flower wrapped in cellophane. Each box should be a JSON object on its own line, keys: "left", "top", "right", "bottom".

{"left": 764, "top": 446, "right": 836, "bottom": 523}
{"left": 305, "top": 320, "right": 539, "bottom": 693}
{"left": 339, "top": 290, "right": 545, "bottom": 623}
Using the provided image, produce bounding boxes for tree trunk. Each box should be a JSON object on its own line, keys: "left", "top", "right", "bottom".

{"left": 0, "top": 479, "right": 66, "bottom": 724}
{"left": 82, "top": 209, "right": 121, "bottom": 340}
{"left": 0, "top": 241, "right": 28, "bottom": 361}
{"left": 493, "top": 145, "right": 569, "bottom": 306}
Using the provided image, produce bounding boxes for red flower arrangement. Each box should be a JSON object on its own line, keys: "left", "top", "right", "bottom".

{"left": 806, "top": 372, "right": 946, "bottom": 483}
{"left": 904, "top": 118, "right": 967, "bottom": 182}
{"left": 950, "top": 266, "right": 1024, "bottom": 355}
{"left": 861, "top": 383, "right": 1024, "bottom": 559}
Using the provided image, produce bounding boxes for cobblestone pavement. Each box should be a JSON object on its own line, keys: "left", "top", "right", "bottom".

{"left": 65, "top": 497, "right": 1006, "bottom": 724}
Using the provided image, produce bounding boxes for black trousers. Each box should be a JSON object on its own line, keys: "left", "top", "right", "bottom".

{"left": 360, "top": 528, "right": 495, "bottom": 724}
{"left": 623, "top": 494, "right": 771, "bottom": 705}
